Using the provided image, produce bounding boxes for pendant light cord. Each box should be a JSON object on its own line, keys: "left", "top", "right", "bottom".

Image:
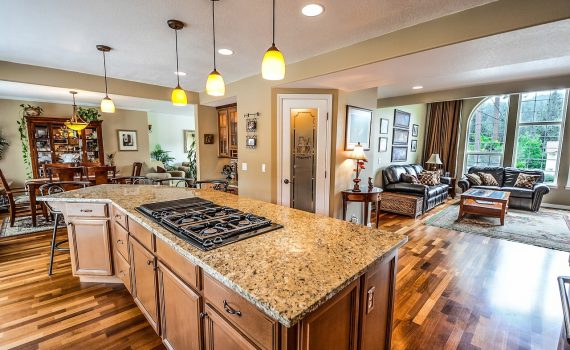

{"left": 272, "top": 0, "right": 276, "bottom": 45}
{"left": 212, "top": 0, "right": 217, "bottom": 69}
{"left": 102, "top": 51, "right": 109, "bottom": 96}
{"left": 175, "top": 29, "right": 180, "bottom": 86}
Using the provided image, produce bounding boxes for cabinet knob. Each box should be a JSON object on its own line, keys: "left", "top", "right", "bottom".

{"left": 117, "top": 239, "right": 124, "bottom": 245}
{"left": 283, "top": 179, "right": 290, "bottom": 184}
{"left": 146, "top": 259, "right": 153, "bottom": 266}
{"left": 223, "top": 300, "right": 242, "bottom": 316}
{"left": 115, "top": 214, "right": 122, "bottom": 219}
{"left": 200, "top": 312, "right": 208, "bottom": 319}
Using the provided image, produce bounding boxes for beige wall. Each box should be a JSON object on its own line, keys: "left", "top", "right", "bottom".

{"left": 195, "top": 105, "right": 230, "bottom": 181}
{"left": 0, "top": 98, "right": 150, "bottom": 185}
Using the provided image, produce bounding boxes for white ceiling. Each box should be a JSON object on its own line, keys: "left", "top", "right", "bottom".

{"left": 0, "top": 81, "right": 195, "bottom": 116}
{"left": 280, "top": 19, "right": 570, "bottom": 98}
{"left": 0, "top": 0, "right": 495, "bottom": 92}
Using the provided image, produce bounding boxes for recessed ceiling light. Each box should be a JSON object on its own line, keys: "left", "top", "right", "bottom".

{"left": 175, "top": 71, "right": 186, "bottom": 76}
{"left": 412, "top": 85, "right": 423, "bottom": 90}
{"left": 218, "top": 48, "right": 234, "bottom": 56}
{"left": 302, "top": 4, "right": 324, "bottom": 17}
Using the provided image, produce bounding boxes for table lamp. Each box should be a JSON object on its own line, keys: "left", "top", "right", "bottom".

{"left": 350, "top": 142, "right": 367, "bottom": 192}
{"left": 426, "top": 153, "right": 443, "bottom": 172}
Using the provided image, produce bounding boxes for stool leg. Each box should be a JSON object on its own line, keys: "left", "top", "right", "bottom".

{"left": 48, "top": 213, "right": 59, "bottom": 276}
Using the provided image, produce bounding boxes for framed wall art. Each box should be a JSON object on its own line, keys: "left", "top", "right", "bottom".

{"left": 379, "top": 118, "right": 389, "bottom": 134}
{"left": 411, "top": 139, "right": 418, "bottom": 152}
{"left": 392, "top": 128, "right": 409, "bottom": 145}
{"left": 117, "top": 130, "right": 138, "bottom": 151}
{"left": 204, "top": 134, "right": 215, "bottom": 144}
{"left": 394, "top": 109, "right": 411, "bottom": 129}
{"left": 378, "top": 137, "right": 388, "bottom": 152}
{"left": 391, "top": 146, "right": 408, "bottom": 162}
{"left": 345, "top": 105, "right": 372, "bottom": 150}
{"left": 412, "top": 124, "right": 419, "bottom": 137}
{"left": 183, "top": 130, "right": 196, "bottom": 153}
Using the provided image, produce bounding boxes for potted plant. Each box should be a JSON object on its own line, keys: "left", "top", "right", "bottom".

{"left": 77, "top": 107, "right": 101, "bottom": 122}
{"left": 20, "top": 104, "right": 43, "bottom": 117}
{"left": 186, "top": 139, "right": 197, "bottom": 180}
{"left": 150, "top": 144, "right": 175, "bottom": 168}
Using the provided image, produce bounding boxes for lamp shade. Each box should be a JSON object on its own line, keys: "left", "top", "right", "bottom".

{"left": 64, "top": 120, "right": 88, "bottom": 131}
{"left": 426, "top": 153, "right": 443, "bottom": 165}
{"left": 206, "top": 69, "right": 225, "bottom": 97}
{"left": 261, "top": 45, "right": 285, "bottom": 80}
{"left": 171, "top": 85, "right": 188, "bottom": 106}
{"left": 350, "top": 142, "right": 367, "bottom": 161}
{"left": 100, "top": 96, "right": 115, "bottom": 113}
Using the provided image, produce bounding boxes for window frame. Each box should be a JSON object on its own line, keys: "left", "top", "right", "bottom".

{"left": 463, "top": 96, "right": 510, "bottom": 174}
{"left": 513, "top": 89, "right": 568, "bottom": 186}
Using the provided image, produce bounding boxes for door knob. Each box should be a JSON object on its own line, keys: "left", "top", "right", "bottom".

{"left": 283, "top": 179, "right": 290, "bottom": 184}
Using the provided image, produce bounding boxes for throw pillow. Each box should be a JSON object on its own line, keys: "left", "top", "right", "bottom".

{"left": 418, "top": 171, "right": 440, "bottom": 186}
{"left": 477, "top": 172, "right": 499, "bottom": 186}
{"left": 156, "top": 166, "right": 167, "bottom": 173}
{"left": 514, "top": 173, "right": 540, "bottom": 189}
{"left": 465, "top": 173, "right": 482, "bottom": 186}
{"left": 400, "top": 173, "right": 420, "bottom": 184}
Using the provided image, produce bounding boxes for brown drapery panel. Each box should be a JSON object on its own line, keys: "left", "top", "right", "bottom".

{"left": 422, "top": 100, "right": 462, "bottom": 176}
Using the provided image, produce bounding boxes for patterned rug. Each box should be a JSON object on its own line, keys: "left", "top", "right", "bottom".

{"left": 425, "top": 204, "right": 570, "bottom": 252}
{"left": 1, "top": 215, "right": 54, "bottom": 237}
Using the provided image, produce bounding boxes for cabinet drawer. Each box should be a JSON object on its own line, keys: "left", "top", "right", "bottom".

{"left": 113, "top": 205, "right": 128, "bottom": 230}
{"left": 203, "top": 274, "right": 276, "bottom": 350}
{"left": 67, "top": 203, "right": 108, "bottom": 218}
{"left": 129, "top": 218, "right": 155, "bottom": 252}
{"left": 115, "top": 250, "right": 131, "bottom": 293}
{"left": 156, "top": 238, "right": 200, "bottom": 290}
{"left": 112, "top": 221, "right": 129, "bottom": 262}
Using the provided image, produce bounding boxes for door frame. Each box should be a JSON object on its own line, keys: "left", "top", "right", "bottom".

{"left": 276, "top": 94, "right": 333, "bottom": 216}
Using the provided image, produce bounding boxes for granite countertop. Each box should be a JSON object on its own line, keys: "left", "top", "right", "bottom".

{"left": 40, "top": 184, "right": 407, "bottom": 327}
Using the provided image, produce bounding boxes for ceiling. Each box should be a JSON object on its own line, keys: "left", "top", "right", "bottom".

{"left": 280, "top": 19, "right": 570, "bottom": 98}
{"left": 0, "top": 81, "right": 195, "bottom": 116}
{"left": 0, "top": 0, "right": 495, "bottom": 92}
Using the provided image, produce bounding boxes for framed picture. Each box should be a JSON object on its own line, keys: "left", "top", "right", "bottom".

{"left": 204, "top": 134, "right": 215, "bottom": 144}
{"left": 345, "top": 105, "right": 372, "bottom": 150}
{"left": 246, "top": 135, "right": 257, "bottom": 148}
{"left": 391, "top": 146, "right": 408, "bottom": 162}
{"left": 378, "top": 137, "right": 388, "bottom": 152}
{"left": 392, "top": 127, "right": 409, "bottom": 145}
{"left": 411, "top": 139, "right": 418, "bottom": 152}
{"left": 117, "top": 130, "right": 138, "bottom": 151}
{"left": 394, "top": 109, "right": 411, "bottom": 129}
{"left": 412, "top": 124, "right": 419, "bottom": 137}
{"left": 183, "top": 130, "right": 196, "bottom": 153}
{"left": 246, "top": 119, "right": 257, "bottom": 132}
{"left": 379, "top": 118, "right": 389, "bottom": 134}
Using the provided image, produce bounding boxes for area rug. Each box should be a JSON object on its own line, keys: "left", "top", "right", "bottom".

{"left": 425, "top": 204, "right": 570, "bottom": 252}
{"left": 1, "top": 215, "right": 54, "bottom": 237}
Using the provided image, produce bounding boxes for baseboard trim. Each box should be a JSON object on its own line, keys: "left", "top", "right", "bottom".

{"left": 541, "top": 203, "right": 570, "bottom": 210}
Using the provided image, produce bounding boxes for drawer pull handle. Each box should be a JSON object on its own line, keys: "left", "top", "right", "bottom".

{"left": 200, "top": 312, "right": 208, "bottom": 319}
{"left": 223, "top": 300, "right": 242, "bottom": 316}
{"left": 115, "top": 214, "right": 122, "bottom": 219}
{"left": 80, "top": 209, "right": 93, "bottom": 213}
{"left": 119, "top": 270, "right": 125, "bottom": 277}
{"left": 117, "top": 239, "right": 124, "bottom": 245}
{"left": 146, "top": 259, "right": 153, "bottom": 266}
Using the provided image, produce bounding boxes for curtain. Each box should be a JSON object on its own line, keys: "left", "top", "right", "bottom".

{"left": 422, "top": 100, "right": 462, "bottom": 176}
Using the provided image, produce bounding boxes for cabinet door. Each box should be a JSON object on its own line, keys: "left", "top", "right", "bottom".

{"left": 158, "top": 262, "right": 202, "bottom": 350}
{"left": 229, "top": 106, "right": 238, "bottom": 149}
{"left": 68, "top": 219, "right": 112, "bottom": 276}
{"left": 203, "top": 304, "right": 257, "bottom": 350}
{"left": 130, "top": 238, "right": 160, "bottom": 333}
{"left": 218, "top": 109, "right": 229, "bottom": 157}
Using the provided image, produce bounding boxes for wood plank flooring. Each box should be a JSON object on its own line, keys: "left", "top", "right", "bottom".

{"left": 0, "top": 203, "right": 568, "bottom": 349}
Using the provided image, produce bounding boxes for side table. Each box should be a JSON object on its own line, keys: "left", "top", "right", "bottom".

{"left": 342, "top": 187, "right": 383, "bottom": 228}
{"left": 448, "top": 178, "right": 457, "bottom": 199}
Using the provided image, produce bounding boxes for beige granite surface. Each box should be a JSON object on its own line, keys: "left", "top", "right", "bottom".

{"left": 41, "top": 184, "right": 407, "bottom": 327}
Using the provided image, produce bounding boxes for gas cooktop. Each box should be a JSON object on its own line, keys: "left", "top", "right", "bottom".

{"left": 136, "top": 197, "right": 283, "bottom": 251}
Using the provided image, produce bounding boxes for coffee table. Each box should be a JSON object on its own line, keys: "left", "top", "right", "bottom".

{"left": 459, "top": 188, "right": 510, "bottom": 225}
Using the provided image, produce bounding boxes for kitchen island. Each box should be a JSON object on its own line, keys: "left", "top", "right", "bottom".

{"left": 41, "top": 184, "right": 407, "bottom": 350}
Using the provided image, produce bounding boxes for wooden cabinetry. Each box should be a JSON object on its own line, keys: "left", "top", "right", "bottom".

{"left": 68, "top": 218, "right": 113, "bottom": 276}
{"left": 130, "top": 238, "right": 160, "bottom": 333}
{"left": 26, "top": 116, "right": 105, "bottom": 178}
{"left": 217, "top": 104, "right": 237, "bottom": 158}
{"left": 203, "top": 304, "right": 258, "bottom": 350}
{"left": 158, "top": 262, "right": 202, "bottom": 350}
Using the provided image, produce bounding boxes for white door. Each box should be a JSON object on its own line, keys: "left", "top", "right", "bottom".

{"left": 277, "top": 94, "right": 332, "bottom": 215}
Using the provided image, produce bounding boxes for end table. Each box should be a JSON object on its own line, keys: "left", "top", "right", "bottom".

{"left": 341, "top": 187, "right": 383, "bottom": 228}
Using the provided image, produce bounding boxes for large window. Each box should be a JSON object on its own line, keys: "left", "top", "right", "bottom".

{"left": 515, "top": 89, "right": 567, "bottom": 183}
{"left": 464, "top": 96, "right": 509, "bottom": 172}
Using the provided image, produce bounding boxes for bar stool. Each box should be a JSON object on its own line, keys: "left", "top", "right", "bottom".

{"left": 39, "top": 181, "right": 90, "bottom": 275}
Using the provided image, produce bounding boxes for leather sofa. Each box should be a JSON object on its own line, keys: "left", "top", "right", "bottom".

{"left": 458, "top": 166, "right": 550, "bottom": 211}
{"left": 382, "top": 164, "right": 451, "bottom": 213}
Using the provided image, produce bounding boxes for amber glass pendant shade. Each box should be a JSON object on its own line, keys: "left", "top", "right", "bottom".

{"left": 171, "top": 85, "right": 188, "bottom": 106}
{"left": 100, "top": 96, "right": 115, "bottom": 113}
{"left": 206, "top": 69, "right": 225, "bottom": 97}
{"left": 262, "top": 44, "right": 285, "bottom": 80}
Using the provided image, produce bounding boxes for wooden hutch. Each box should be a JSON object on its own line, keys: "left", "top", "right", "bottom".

{"left": 217, "top": 104, "right": 237, "bottom": 158}
{"left": 26, "top": 116, "right": 105, "bottom": 178}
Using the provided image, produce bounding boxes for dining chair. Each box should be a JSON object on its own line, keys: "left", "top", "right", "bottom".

{"left": 0, "top": 168, "right": 44, "bottom": 227}
{"left": 85, "top": 165, "right": 116, "bottom": 185}
{"left": 46, "top": 166, "right": 84, "bottom": 182}
{"left": 132, "top": 162, "right": 143, "bottom": 177}
{"left": 42, "top": 163, "right": 72, "bottom": 178}
{"left": 195, "top": 180, "right": 229, "bottom": 192}
{"left": 111, "top": 176, "right": 154, "bottom": 185}
{"left": 39, "top": 181, "right": 90, "bottom": 275}
{"left": 153, "top": 177, "right": 195, "bottom": 188}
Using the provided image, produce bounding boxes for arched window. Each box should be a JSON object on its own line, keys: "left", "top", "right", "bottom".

{"left": 464, "top": 95, "right": 509, "bottom": 172}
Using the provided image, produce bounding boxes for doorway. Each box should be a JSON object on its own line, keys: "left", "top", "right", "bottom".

{"left": 277, "top": 94, "right": 332, "bottom": 216}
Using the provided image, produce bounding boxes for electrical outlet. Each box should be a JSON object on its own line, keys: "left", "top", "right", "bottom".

{"left": 242, "top": 163, "right": 248, "bottom": 171}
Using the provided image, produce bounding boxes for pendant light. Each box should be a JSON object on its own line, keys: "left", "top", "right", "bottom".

{"left": 65, "top": 91, "right": 88, "bottom": 131}
{"left": 168, "top": 19, "right": 188, "bottom": 106}
{"left": 206, "top": 0, "right": 225, "bottom": 96}
{"left": 96, "top": 45, "right": 115, "bottom": 113}
{"left": 261, "top": 0, "right": 285, "bottom": 80}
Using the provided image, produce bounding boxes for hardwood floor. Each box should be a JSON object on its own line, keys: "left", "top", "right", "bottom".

{"left": 0, "top": 203, "right": 567, "bottom": 349}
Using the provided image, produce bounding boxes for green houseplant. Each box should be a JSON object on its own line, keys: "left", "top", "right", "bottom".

{"left": 77, "top": 107, "right": 101, "bottom": 122}
{"left": 150, "top": 144, "right": 175, "bottom": 168}
{"left": 186, "top": 138, "right": 197, "bottom": 180}
{"left": 20, "top": 104, "right": 43, "bottom": 117}
{"left": 17, "top": 104, "right": 37, "bottom": 179}
{"left": 0, "top": 130, "right": 9, "bottom": 161}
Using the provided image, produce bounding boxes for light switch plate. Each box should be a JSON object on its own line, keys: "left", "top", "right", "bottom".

{"left": 262, "top": 164, "right": 266, "bottom": 173}
{"left": 241, "top": 163, "right": 248, "bottom": 171}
